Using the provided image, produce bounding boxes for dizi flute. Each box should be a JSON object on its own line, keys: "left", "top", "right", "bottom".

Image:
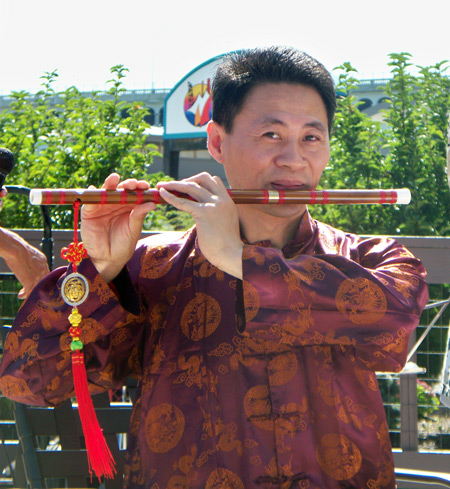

{"left": 29, "top": 188, "right": 411, "bottom": 206}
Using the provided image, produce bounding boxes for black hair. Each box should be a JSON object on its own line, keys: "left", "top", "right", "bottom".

{"left": 211, "top": 46, "right": 336, "bottom": 134}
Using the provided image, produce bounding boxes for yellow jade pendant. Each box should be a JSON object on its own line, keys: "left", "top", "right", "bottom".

{"left": 68, "top": 308, "right": 83, "bottom": 327}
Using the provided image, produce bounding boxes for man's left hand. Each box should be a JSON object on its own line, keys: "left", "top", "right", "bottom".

{"left": 157, "top": 173, "right": 243, "bottom": 279}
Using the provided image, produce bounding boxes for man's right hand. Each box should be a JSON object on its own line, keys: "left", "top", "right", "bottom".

{"left": 81, "top": 173, "right": 156, "bottom": 283}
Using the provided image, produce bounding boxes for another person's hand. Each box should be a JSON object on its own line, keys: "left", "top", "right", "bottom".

{"left": 0, "top": 228, "right": 50, "bottom": 299}
{"left": 81, "top": 173, "right": 156, "bottom": 283}
{"left": 158, "top": 172, "right": 243, "bottom": 279}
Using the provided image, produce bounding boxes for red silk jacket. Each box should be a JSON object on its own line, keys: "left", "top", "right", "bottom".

{"left": 0, "top": 212, "right": 428, "bottom": 488}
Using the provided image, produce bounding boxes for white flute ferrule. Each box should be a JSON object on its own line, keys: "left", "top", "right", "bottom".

{"left": 29, "top": 189, "right": 43, "bottom": 205}
{"left": 396, "top": 189, "right": 411, "bottom": 205}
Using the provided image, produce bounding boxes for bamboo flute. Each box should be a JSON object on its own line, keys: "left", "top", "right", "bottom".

{"left": 29, "top": 188, "right": 411, "bottom": 206}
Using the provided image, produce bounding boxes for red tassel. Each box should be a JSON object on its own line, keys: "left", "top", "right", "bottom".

{"left": 72, "top": 351, "right": 116, "bottom": 480}
{"left": 61, "top": 202, "right": 116, "bottom": 481}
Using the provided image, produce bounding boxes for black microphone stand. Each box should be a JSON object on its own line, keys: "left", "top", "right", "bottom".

{"left": 4, "top": 185, "right": 53, "bottom": 271}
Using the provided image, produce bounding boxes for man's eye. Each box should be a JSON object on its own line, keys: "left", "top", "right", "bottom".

{"left": 263, "top": 132, "right": 279, "bottom": 139}
{"left": 305, "top": 135, "right": 319, "bottom": 141}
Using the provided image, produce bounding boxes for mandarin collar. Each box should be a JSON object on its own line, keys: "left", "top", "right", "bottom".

{"left": 193, "top": 210, "right": 317, "bottom": 258}
{"left": 241, "top": 210, "right": 317, "bottom": 257}
{"left": 281, "top": 210, "right": 316, "bottom": 257}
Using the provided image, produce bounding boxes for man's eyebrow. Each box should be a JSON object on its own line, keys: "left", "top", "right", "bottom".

{"left": 258, "top": 117, "right": 286, "bottom": 127}
{"left": 257, "top": 118, "right": 327, "bottom": 132}
{"left": 304, "top": 120, "right": 328, "bottom": 133}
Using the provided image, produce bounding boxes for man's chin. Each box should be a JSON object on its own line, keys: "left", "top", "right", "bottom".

{"left": 256, "top": 203, "right": 307, "bottom": 219}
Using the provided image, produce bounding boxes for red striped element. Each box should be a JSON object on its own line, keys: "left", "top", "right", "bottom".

{"left": 389, "top": 190, "right": 397, "bottom": 204}
{"left": 321, "top": 190, "right": 329, "bottom": 204}
{"left": 120, "top": 190, "right": 127, "bottom": 205}
{"left": 135, "top": 189, "right": 144, "bottom": 205}
{"left": 310, "top": 190, "right": 317, "bottom": 204}
{"left": 100, "top": 190, "right": 108, "bottom": 205}
{"left": 262, "top": 189, "right": 269, "bottom": 204}
{"left": 58, "top": 190, "right": 67, "bottom": 205}
{"left": 278, "top": 190, "right": 285, "bottom": 205}
{"left": 379, "top": 190, "right": 387, "bottom": 204}
{"left": 44, "top": 190, "right": 52, "bottom": 205}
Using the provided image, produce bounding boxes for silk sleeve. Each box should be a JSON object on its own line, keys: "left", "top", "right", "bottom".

{"left": 0, "top": 257, "right": 146, "bottom": 407}
{"left": 241, "top": 237, "right": 428, "bottom": 373}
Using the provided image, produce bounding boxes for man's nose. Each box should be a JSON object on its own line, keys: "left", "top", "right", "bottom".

{"left": 274, "top": 140, "right": 307, "bottom": 169}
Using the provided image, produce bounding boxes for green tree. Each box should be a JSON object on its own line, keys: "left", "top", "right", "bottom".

{"left": 0, "top": 66, "right": 160, "bottom": 229}
{"left": 313, "top": 54, "right": 450, "bottom": 238}
{"left": 312, "top": 62, "right": 392, "bottom": 234}
{"left": 381, "top": 53, "right": 450, "bottom": 235}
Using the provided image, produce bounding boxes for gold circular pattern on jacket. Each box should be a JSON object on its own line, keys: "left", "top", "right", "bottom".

{"left": 141, "top": 246, "right": 175, "bottom": 279}
{"left": 181, "top": 293, "right": 221, "bottom": 341}
{"left": 61, "top": 273, "right": 89, "bottom": 307}
{"left": 144, "top": 403, "right": 185, "bottom": 453}
{"left": 335, "top": 277, "right": 387, "bottom": 324}
{"left": 267, "top": 351, "right": 298, "bottom": 386}
{"left": 205, "top": 468, "right": 245, "bottom": 489}
{"left": 243, "top": 385, "right": 273, "bottom": 431}
{"left": 316, "top": 433, "right": 362, "bottom": 480}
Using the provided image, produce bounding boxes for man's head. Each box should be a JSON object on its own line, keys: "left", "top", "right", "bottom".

{"left": 211, "top": 46, "right": 336, "bottom": 135}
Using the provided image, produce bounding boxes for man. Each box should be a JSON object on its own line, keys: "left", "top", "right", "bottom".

{"left": 0, "top": 47, "right": 428, "bottom": 488}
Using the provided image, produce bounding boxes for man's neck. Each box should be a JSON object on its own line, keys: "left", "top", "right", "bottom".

{"left": 238, "top": 208, "right": 305, "bottom": 249}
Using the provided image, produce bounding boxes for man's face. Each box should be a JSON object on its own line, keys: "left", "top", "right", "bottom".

{"left": 208, "top": 82, "right": 330, "bottom": 219}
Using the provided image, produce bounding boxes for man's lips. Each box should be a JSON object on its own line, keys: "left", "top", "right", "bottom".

{"left": 270, "top": 182, "right": 309, "bottom": 190}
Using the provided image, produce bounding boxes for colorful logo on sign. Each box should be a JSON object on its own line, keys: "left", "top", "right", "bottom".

{"left": 183, "top": 79, "right": 212, "bottom": 127}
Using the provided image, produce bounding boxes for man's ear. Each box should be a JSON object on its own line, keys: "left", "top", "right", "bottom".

{"left": 207, "top": 121, "right": 226, "bottom": 165}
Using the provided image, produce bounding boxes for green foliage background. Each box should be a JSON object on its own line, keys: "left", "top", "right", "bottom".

{"left": 0, "top": 65, "right": 193, "bottom": 231}
{"left": 313, "top": 53, "right": 450, "bottom": 237}
{"left": 0, "top": 53, "right": 449, "bottom": 236}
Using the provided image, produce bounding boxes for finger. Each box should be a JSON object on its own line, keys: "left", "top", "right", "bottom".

{"left": 101, "top": 173, "right": 121, "bottom": 190}
{"left": 157, "top": 174, "right": 222, "bottom": 202}
{"left": 210, "top": 175, "right": 232, "bottom": 199}
{"left": 130, "top": 202, "right": 157, "bottom": 221}
{"left": 158, "top": 187, "right": 199, "bottom": 212}
{"left": 174, "top": 172, "right": 222, "bottom": 194}
{"left": 118, "top": 178, "right": 150, "bottom": 191}
{"left": 160, "top": 183, "right": 215, "bottom": 206}
{"left": 180, "top": 171, "right": 213, "bottom": 184}
{"left": 178, "top": 173, "right": 230, "bottom": 201}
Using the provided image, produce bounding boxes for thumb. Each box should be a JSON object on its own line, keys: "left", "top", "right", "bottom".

{"left": 130, "top": 203, "right": 156, "bottom": 228}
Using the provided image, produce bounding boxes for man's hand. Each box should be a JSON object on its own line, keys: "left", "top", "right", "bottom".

{"left": 81, "top": 173, "right": 156, "bottom": 283}
{"left": 0, "top": 228, "right": 50, "bottom": 299}
{"left": 157, "top": 173, "right": 243, "bottom": 279}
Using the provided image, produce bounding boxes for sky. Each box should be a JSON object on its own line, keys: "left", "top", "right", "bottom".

{"left": 0, "top": 0, "right": 449, "bottom": 95}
